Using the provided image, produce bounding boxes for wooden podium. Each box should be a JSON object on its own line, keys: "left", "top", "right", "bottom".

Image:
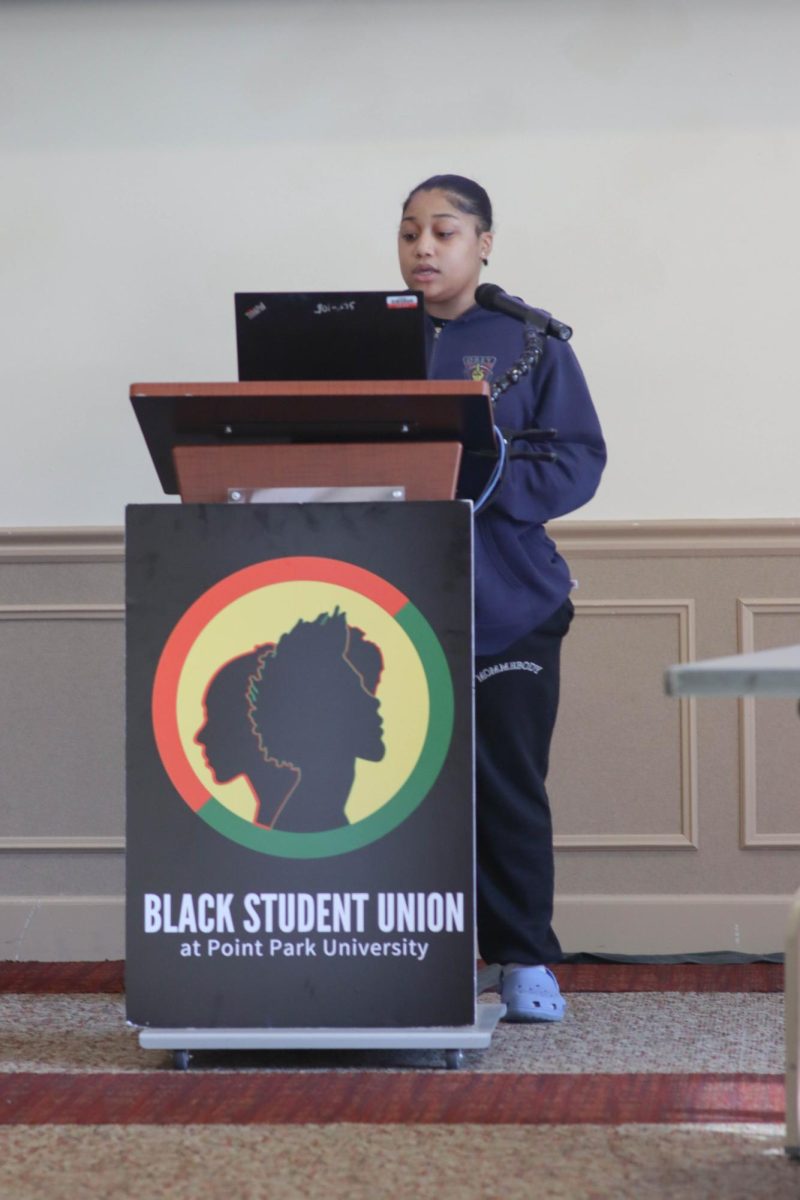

{"left": 126, "top": 378, "right": 505, "bottom": 1068}
{"left": 129, "top": 378, "right": 496, "bottom": 503}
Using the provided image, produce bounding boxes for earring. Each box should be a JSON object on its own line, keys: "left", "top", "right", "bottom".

{"left": 481, "top": 256, "right": 489, "bottom": 266}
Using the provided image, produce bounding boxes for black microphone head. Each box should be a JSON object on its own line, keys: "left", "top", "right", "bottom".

{"left": 474, "top": 283, "right": 504, "bottom": 310}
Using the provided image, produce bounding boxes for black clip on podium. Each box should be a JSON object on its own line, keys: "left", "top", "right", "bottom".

{"left": 126, "top": 378, "right": 506, "bottom": 1069}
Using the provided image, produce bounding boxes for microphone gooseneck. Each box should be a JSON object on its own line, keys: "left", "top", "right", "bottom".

{"left": 474, "top": 283, "right": 572, "bottom": 342}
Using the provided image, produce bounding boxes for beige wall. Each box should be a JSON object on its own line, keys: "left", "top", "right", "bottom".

{"left": 3, "top": 520, "right": 799, "bottom": 960}
{"left": 3, "top": 2, "right": 799, "bottom": 958}
{"left": 2, "top": 0, "right": 800, "bottom": 526}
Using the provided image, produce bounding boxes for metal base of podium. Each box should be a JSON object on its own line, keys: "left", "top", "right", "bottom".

{"left": 139, "top": 1002, "right": 506, "bottom": 1071}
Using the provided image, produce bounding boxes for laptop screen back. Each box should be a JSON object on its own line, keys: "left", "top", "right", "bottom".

{"left": 235, "top": 291, "right": 427, "bottom": 382}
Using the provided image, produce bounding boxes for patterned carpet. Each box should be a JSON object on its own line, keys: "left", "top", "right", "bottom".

{"left": 1, "top": 962, "right": 798, "bottom": 1199}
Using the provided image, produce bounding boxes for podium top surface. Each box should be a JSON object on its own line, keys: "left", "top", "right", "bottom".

{"left": 130, "top": 379, "right": 491, "bottom": 399}
{"left": 130, "top": 379, "right": 495, "bottom": 495}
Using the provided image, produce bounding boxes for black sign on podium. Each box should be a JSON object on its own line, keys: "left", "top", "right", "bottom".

{"left": 125, "top": 379, "right": 495, "bottom": 1033}
{"left": 125, "top": 501, "right": 474, "bottom": 1029}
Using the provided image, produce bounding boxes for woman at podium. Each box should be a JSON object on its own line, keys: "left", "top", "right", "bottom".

{"left": 398, "top": 174, "right": 606, "bottom": 1022}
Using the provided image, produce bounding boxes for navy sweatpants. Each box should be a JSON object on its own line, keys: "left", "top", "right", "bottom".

{"left": 474, "top": 598, "right": 574, "bottom": 966}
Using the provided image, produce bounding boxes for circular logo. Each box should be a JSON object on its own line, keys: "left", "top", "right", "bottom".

{"left": 152, "top": 556, "right": 454, "bottom": 858}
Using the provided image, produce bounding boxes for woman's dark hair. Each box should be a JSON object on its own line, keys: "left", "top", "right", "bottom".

{"left": 401, "top": 174, "right": 493, "bottom": 233}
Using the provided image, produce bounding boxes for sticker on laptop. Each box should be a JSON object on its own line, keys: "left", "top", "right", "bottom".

{"left": 386, "top": 295, "right": 419, "bottom": 309}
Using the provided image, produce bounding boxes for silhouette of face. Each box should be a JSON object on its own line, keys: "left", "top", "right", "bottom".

{"left": 194, "top": 650, "right": 265, "bottom": 784}
{"left": 328, "top": 654, "right": 384, "bottom": 763}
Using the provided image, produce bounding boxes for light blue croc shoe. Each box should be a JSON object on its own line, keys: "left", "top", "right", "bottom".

{"left": 500, "top": 965, "right": 566, "bottom": 1023}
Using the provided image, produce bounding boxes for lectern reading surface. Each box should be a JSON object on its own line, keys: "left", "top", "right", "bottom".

{"left": 129, "top": 379, "right": 496, "bottom": 502}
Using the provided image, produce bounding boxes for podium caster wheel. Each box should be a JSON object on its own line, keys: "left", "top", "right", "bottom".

{"left": 445, "top": 1049, "right": 464, "bottom": 1070}
{"left": 173, "top": 1049, "right": 191, "bottom": 1071}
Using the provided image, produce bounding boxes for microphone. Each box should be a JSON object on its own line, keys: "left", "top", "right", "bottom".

{"left": 475, "top": 283, "right": 572, "bottom": 341}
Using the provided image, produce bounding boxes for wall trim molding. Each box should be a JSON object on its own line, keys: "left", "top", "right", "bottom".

{"left": 737, "top": 597, "right": 800, "bottom": 848}
{"left": 0, "top": 838, "right": 125, "bottom": 851}
{"left": 0, "top": 896, "right": 125, "bottom": 961}
{"left": 0, "top": 604, "right": 124, "bottom": 620}
{"left": 555, "top": 599, "right": 698, "bottom": 850}
{"left": 0, "top": 527, "right": 125, "bottom": 563}
{"left": 3, "top": 517, "right": 800, "bottom": 563}
{"left": 0, "top": 603, "right": 125, "bottom": 851}
{"left": 554, "top": 893, "right": 792, "bottom": 955}
{"left": 550, "top": 517, "right": 800, "bottom": 558}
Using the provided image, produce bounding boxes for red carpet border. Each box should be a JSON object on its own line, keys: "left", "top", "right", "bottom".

{"left": 0, "top": 1072, "right": 785, "bottom": 1127}
{"left": 0, "top": 961, "right": 784, "bottom": 994}
{"left": 3, "top": 962, "right": 785, "bottom": 1130}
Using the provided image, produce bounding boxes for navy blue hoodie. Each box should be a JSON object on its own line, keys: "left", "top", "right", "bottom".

{"left": 426, "top": 304, "right": 606, "bottom": 655}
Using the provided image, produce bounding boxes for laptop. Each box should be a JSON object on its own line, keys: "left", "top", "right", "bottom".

{"left": 235, "top": 291, "right": 427, "bottom": 382}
